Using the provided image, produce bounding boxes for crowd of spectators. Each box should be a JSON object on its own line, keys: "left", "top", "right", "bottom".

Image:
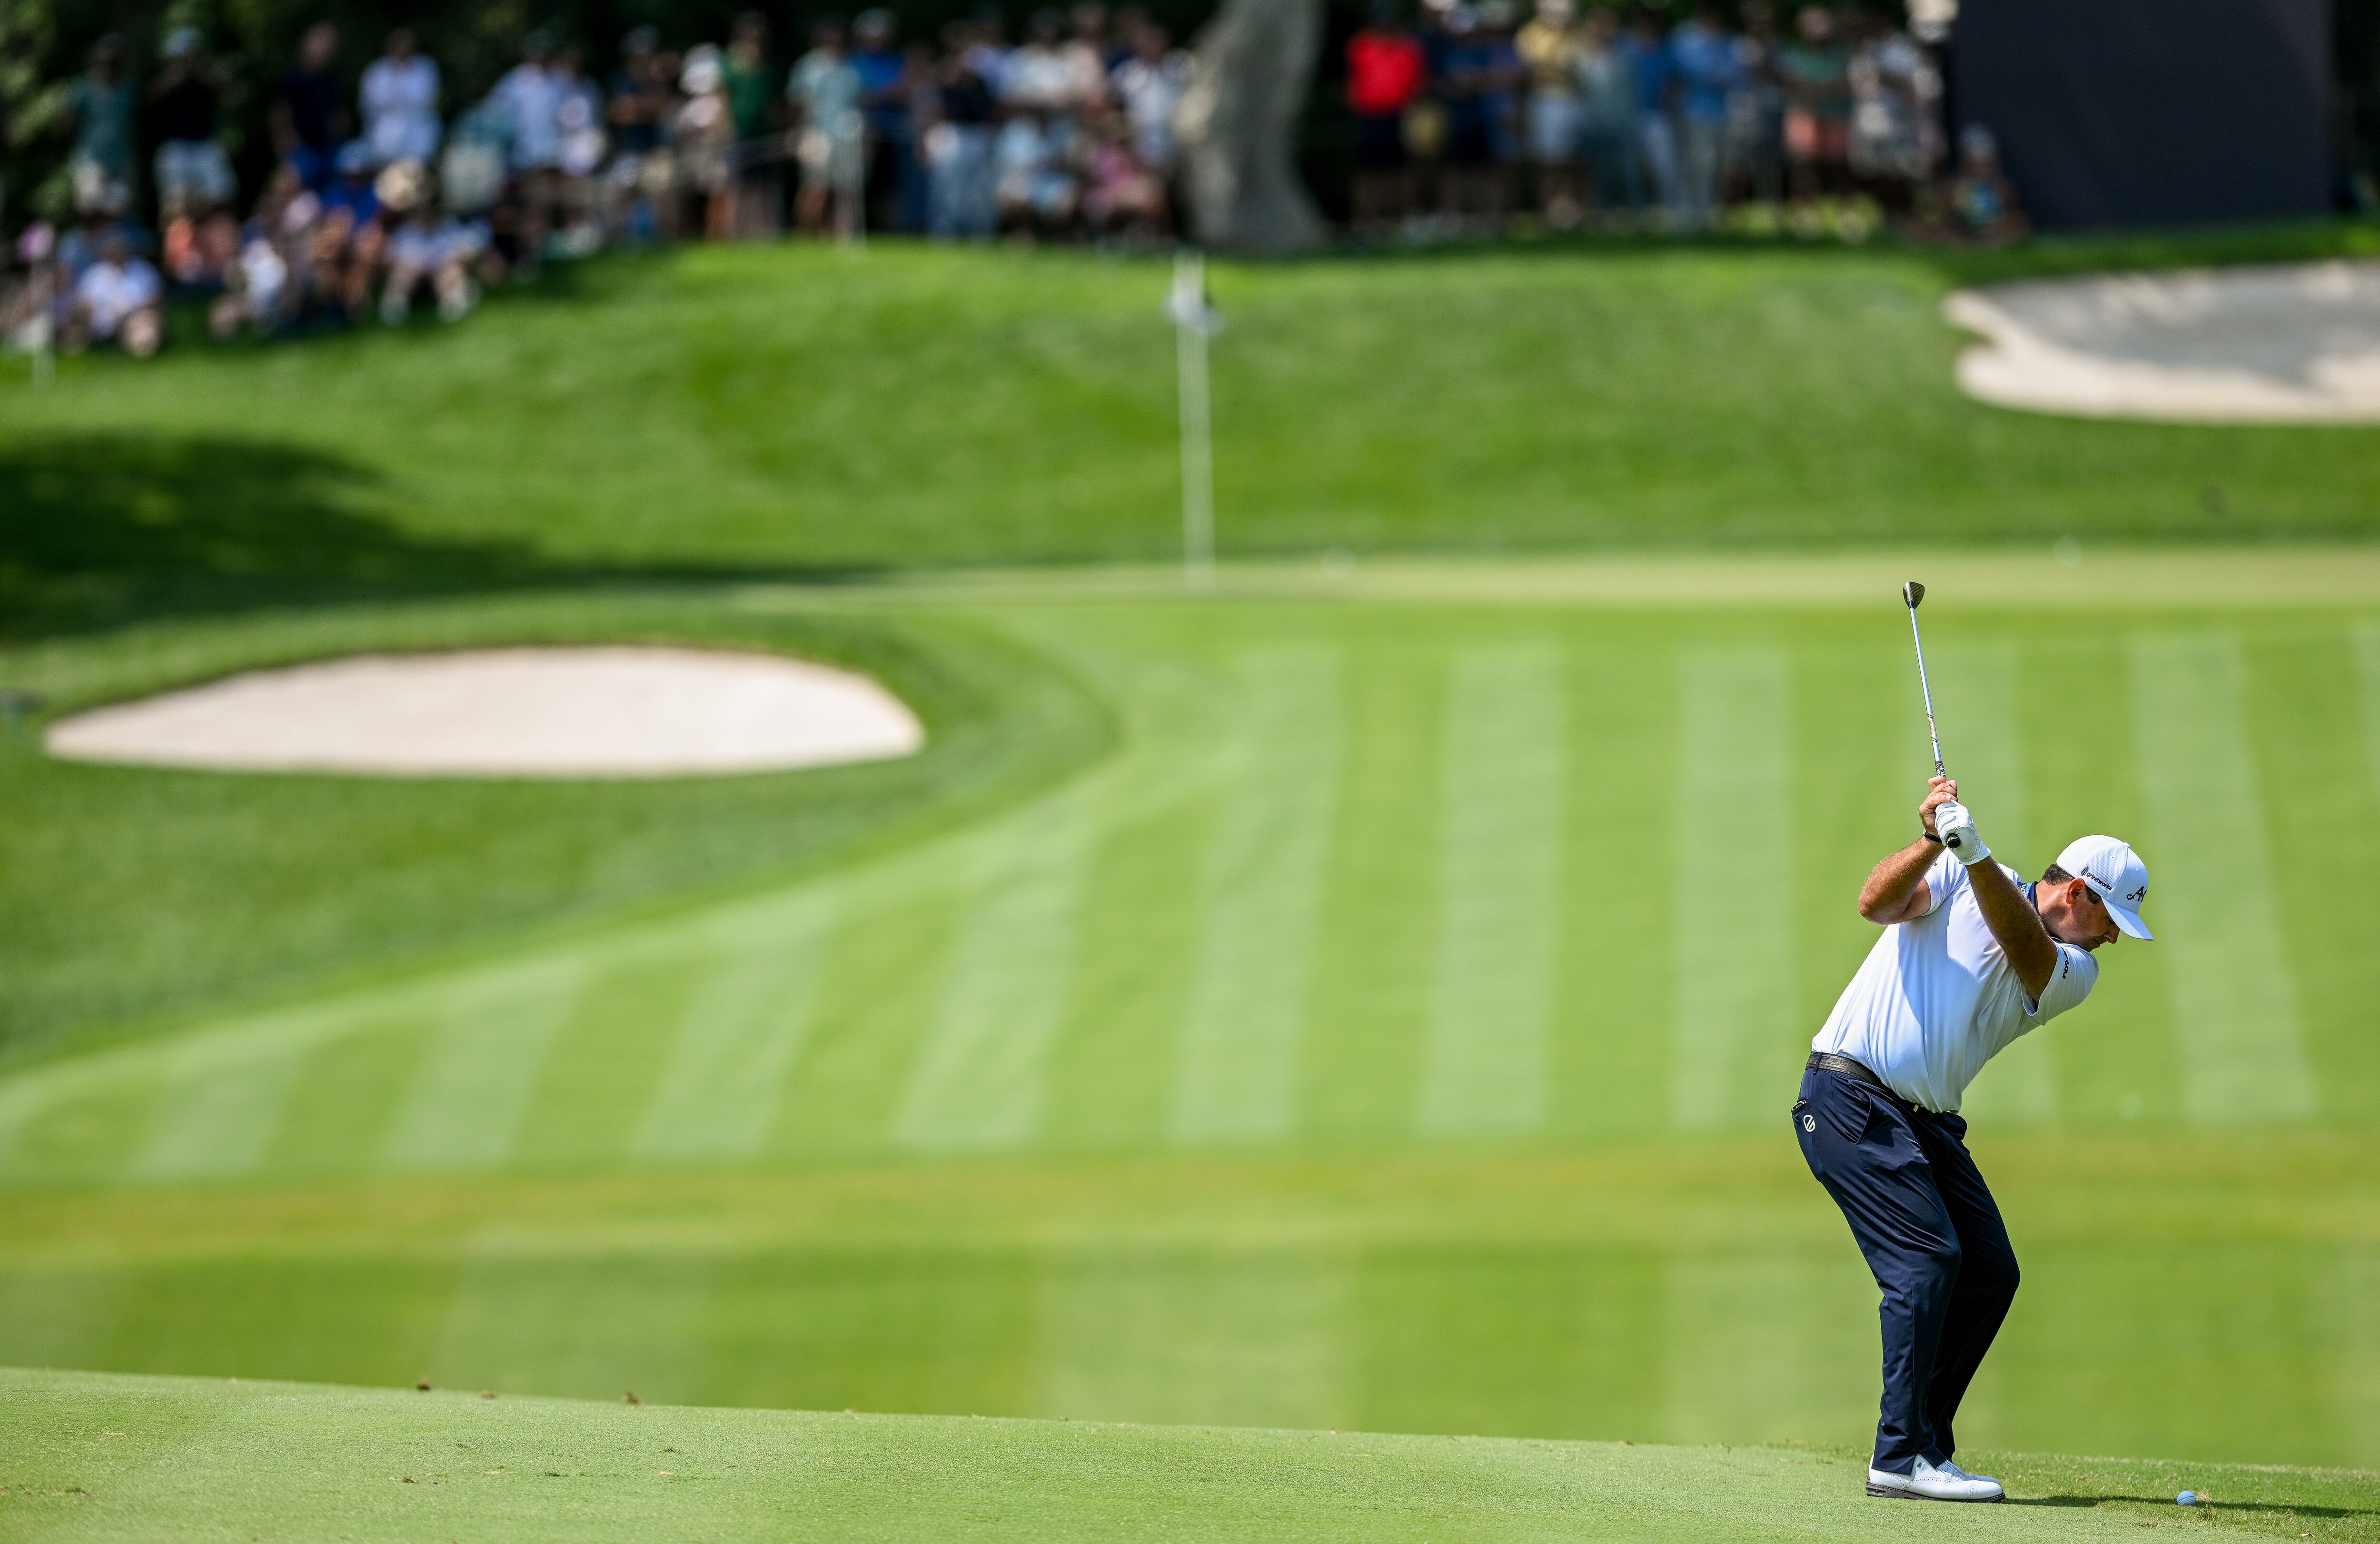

{"left": 1343, "top": 0, "right": 2021, "bottom": 242}
{"left": 0, "top": 6, "right": 1193, "bottom": 360}
{"left": 0, "top": 3, "right": 2024, "bottom": 362}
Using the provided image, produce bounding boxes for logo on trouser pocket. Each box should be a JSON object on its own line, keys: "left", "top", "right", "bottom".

{"left": 1802, "top": 1113, "right": 1816, "bottom": 1131}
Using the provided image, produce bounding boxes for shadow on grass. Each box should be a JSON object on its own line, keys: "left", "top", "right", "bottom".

{"left": 0, "top": 432, "right": 872, "bottom": 642}
{"left": 2011, "top": 1495, "right": 2380, "bottom": 1521}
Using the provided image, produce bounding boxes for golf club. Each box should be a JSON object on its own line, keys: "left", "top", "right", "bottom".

{"left": 1902, "top": 580, "right": 1962, "bottom": 851}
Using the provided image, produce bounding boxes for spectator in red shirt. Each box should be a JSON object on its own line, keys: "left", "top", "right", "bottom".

{"left": 1347, "top": 0, "right": 1427, "bottom": 234}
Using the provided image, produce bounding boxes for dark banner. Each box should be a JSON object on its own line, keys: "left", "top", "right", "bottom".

{"left": 1951, "top": 0, "right": 2330, "bottom": 230}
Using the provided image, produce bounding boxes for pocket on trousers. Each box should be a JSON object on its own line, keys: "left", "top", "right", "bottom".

{"left": 1790, "top": 1096, "right": 1820, "bottom": 1159}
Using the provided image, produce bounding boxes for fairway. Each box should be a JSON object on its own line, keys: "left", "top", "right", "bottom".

{"left": 3, "top": 553, "right": 2378, "bottom": 1472}
{"left": 12, "top": 1370, "right": 2376, "bottom": 1544}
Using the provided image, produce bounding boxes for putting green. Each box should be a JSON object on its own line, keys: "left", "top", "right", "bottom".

{"left": 5, "top": 1368, "right": 2374, "bottom": 1544}
{"left": 2, "top": 554, "right": 2377, "bottom": 1469}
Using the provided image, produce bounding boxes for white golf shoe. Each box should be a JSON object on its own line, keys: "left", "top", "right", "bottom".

{"left": 1865, "top": 1455, "right": 2005, "bottom": 1502}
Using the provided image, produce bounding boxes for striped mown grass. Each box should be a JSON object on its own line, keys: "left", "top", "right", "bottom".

{"left": 2, "top": 557, "right": 2378, "bottom": 1467}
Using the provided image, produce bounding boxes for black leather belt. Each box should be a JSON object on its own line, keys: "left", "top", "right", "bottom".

{"left": 1808, "top": 1050, "right": 1893, "bottom": 1092}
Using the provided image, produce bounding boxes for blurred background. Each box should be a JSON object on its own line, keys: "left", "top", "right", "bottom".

{"left": 2, "top": 0, "right": 2378, "bottom": 1484}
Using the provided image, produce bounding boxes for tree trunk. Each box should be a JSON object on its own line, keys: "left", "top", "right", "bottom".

{"left": 1171, "top": 0, "right": 1327, "bottom": 257}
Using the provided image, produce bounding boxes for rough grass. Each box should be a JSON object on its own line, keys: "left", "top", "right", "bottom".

{"left": 4, "top": 1368, "right": 2374, "bottom": 1544}
{"left": 7, "top": 236, "right": 2380, "bottom": 639}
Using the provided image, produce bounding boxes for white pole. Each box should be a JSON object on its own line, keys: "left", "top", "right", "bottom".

{"left": 1171, "top": 251, "right": 1214, "bottom": 587}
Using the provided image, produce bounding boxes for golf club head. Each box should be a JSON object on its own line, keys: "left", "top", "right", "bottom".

{"left": 1903, "top": 581, "right": 1925, "bottom": 610}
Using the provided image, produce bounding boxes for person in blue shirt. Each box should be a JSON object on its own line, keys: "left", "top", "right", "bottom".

{"left": 1669, "top": 3, "right": 1739, "bottom": 228}
{"left": 1621, "top": 8, "right": 1679, "bottom": 224}
{"left": 850, "top": 10, "right": 921, "bottom": 231}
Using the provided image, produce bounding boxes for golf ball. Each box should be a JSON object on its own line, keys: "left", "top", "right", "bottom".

{"left": 2178, "top": 1491, "right": 2198, "bottom": 1507}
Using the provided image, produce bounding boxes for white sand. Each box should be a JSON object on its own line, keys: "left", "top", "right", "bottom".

{"left": 43, "top": 646, "right": 925, "bottom": 778}
{"left": 1945, "top": 260, "right": 2380, "bottom": 422}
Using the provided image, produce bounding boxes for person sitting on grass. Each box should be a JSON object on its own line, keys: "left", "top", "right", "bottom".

{"left": 1944, "top": 123, "right": 2026, "bottom": 245}
{"left": 379, "top": 169, "right": 488, "bottom": 325}
{"left": 63, "top": 228, "right": 162, "bottom": 357}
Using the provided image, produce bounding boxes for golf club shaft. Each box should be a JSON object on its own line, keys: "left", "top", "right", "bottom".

{"left": 1906, "top": 604, "right": 1946, "bottom": 780}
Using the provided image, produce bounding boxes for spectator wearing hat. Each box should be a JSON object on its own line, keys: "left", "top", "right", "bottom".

{"left": 361, "top": 28, "right": 442, "bottom": 168}
{"left": 275, "top": 23, "right": 347, "bottom": 191}
{"left": 151, "top": 29, "right": 235, "bottom": 218}
{"left": 380, "top": 166, "right": 487, "bottom": 324}
{"left": 1346, "top": 2, "right": 1427, "bottom": 235}
{"left": 676, "top": 45, "right": 739, "bottom": 239}
{"left": 63, "top": 37, "right": 138, "bottom": 218}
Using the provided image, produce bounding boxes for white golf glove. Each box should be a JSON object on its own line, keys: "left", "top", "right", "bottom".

{"left": 1934, "top": 800, "right": 1989, "bottom": 864}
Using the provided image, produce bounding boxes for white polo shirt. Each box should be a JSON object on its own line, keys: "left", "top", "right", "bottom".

{"left": 1812, "top": 849, "right": 2097, "bottom": 1112}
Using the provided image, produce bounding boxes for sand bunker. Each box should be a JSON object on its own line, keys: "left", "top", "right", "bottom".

{"left": 1945, "top": 260, "right": 2380, "bottom": 423}
{"left": 44, "top": 646, "right": 925, "bottom": 778}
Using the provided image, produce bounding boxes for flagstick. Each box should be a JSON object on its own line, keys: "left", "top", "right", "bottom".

{"left": 1172, "top": 251, "right": 1214, "bottom": 587}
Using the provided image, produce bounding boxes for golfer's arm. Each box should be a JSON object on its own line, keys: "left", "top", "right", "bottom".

{"left": 1966, "top": 859, "right": 2057, "bottom": 999}
{"left": 1857, "top": 840, "right": 1937, "bottom": 925}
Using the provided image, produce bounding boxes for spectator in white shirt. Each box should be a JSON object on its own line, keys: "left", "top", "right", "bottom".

{"left": 1108, "top": 22, "right": 1187, "bottom": 173}
{"left": 361, "top": 28, "right": 442, "bottom": 167}
{"left": 490, "top": 32, "right": 567, "bottom": 273}
{"left": 1001, "top": 10, "right": 1074, "bottom": 111}
{"left": 492, "top": 33, "right": 565, "bottom": 171}
{"left": 65, "top": 230, "right": 162, "bottom": 356}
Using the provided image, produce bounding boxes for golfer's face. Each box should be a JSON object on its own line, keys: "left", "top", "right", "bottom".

{"left": 2052, "top": 883, "right": 2120, "bottom": 951}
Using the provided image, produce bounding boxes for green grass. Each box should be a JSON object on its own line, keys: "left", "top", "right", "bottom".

{"left": 5, "top": 1369, "right": 2374, "bottom": 1544}
{"left": 6, "top": 242, "right": 2380, "bottom": 1499}
{"left": 9, "top": 237, "right": 2380, "bottom": 640}
{"left": 3, "top": 554, "right": 2379, "bottom": 1469}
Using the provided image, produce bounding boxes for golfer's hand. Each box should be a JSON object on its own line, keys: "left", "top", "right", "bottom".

{"left": 1919, "top": 776, "right": 1960, "bottom": 837}
{"left": 1935, "top": 800, "right": 1989, "bottom": 863}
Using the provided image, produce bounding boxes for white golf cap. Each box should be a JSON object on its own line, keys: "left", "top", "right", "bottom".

{"left": 2053, "top": 834, "right": 2153, "bottom": 940}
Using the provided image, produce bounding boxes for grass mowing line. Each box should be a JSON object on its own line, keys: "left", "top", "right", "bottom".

{"left": 1421, "top": 647, "right": 1564, "bottom": 1138}
{"left": 1673, "top": 647, "right": 1793, "bottom": 1133}
{"left": 2, "top": 1367, "right": 2370, "bottom": 1544}
{"left": 631, "top": 891, "right": 841, "bottom": 1163}
{"left": 2132, "top": 633, "right": 2317, "bottom": 1124}
{"left": 1169, "top": 650, "right": 1343, "bottom": 1145}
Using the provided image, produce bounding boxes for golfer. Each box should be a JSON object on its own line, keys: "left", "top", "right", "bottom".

{"left": 1796, "top": 776, "right": 2152, "bottom": 1503}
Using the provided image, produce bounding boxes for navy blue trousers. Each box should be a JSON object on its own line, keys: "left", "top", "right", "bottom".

{"left": 1793, "top": 1065, "right": 2020, "bottom": 1473}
